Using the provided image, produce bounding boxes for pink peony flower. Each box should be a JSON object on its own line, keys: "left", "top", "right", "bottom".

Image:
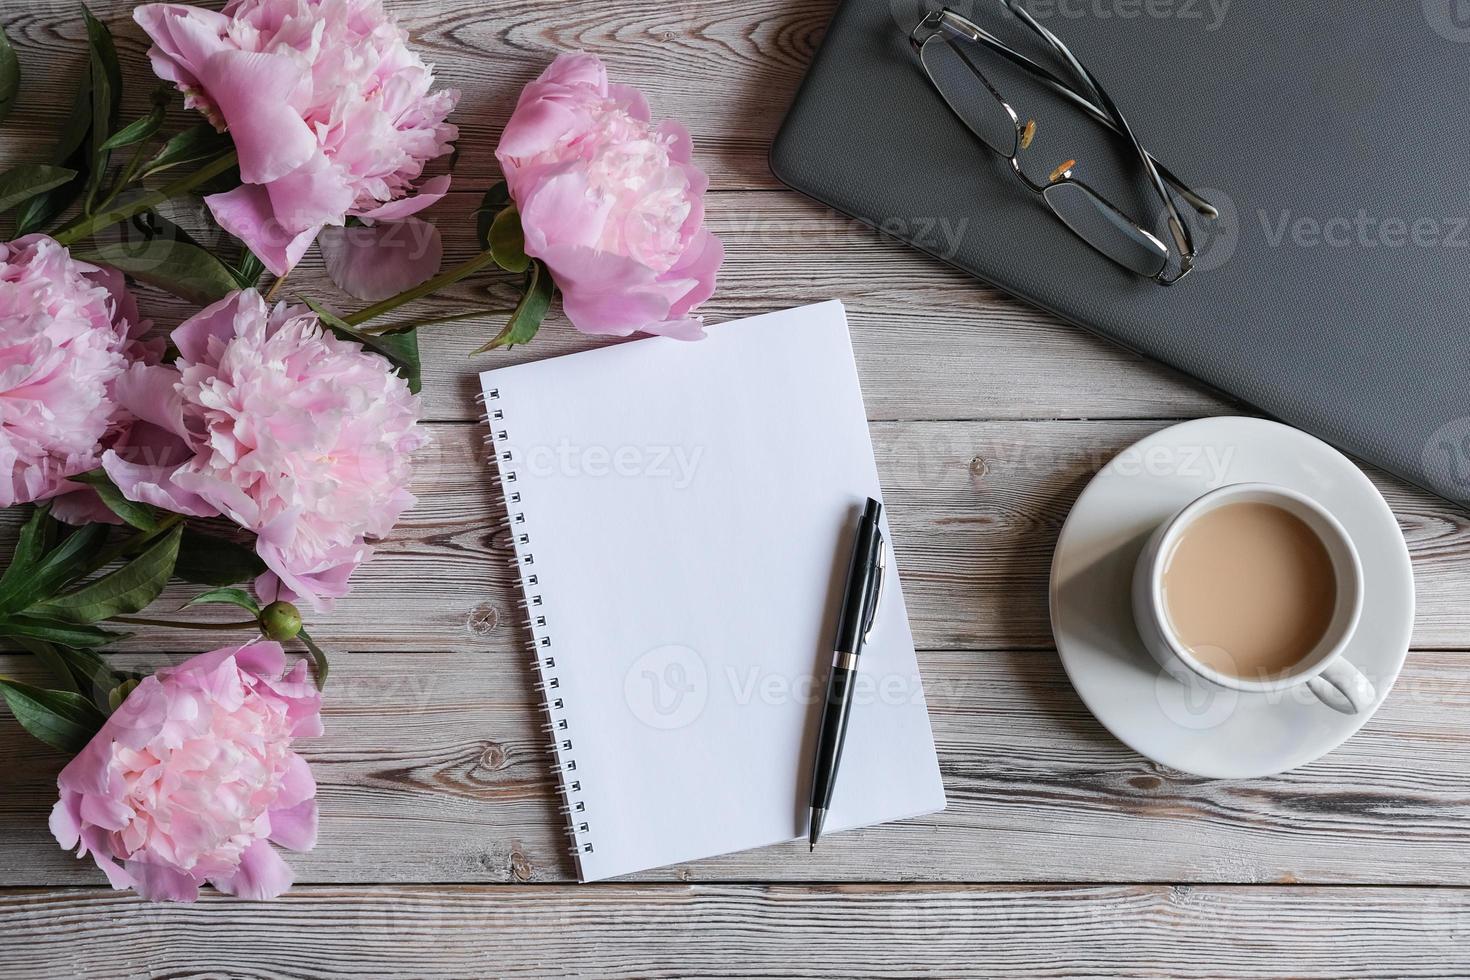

{"left": 496, "top": 52, "right": 723, "bottom": 340}
{"left": 0, "top": 235, "right": 154, "bottom": 518}
{"left": 135, "top": 0, "right": 459, "bottom": 278}
{"left": 50, "top": 641, "right": 323, "bottom": 903}
{"left": 103, "top": 289, "right": 427, "bottom": 611}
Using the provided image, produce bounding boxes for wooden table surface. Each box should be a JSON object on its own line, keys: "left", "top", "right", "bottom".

{"left": 3, "top": 2, "right": 1469, "bottom": 977}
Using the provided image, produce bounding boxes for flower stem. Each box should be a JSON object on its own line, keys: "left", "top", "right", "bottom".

{"left": 344, "top": 248, "right": 502, "bottom": 327}
{"left": 362, "top": 308, "right": 513, "bottom": 336}
{"left": 112, "top": 616, "right": 260, "bottom": 631}
{"left": 53, "top": 149, "right": 240, "bottom": 247}
{"left": 265, "top": 271, "right": 290, "bottom": 302}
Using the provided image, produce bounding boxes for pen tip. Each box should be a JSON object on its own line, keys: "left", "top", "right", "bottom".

{"left": 809, "top": 842, "right": 815, "bottom": 853}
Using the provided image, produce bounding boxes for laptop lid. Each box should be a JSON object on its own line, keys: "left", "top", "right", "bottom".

{"left": 773, "top": 0, "right": 1470, "bottom": 505}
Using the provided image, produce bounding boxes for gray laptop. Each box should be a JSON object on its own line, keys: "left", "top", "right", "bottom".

{"left": 772, "top": 0, "right": 1470, "bottom": 505}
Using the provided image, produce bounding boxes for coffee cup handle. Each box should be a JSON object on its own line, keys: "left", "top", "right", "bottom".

{"left": 1306, "top": 661, "right": 1376, "bottom": 715}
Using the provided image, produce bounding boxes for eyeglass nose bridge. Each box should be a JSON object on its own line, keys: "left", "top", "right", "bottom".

{"left": 1007, "top": 149, "right": 1051, "bottom": 194}
{"left": 908, "top": 9, "right": 949, "bottom": 53}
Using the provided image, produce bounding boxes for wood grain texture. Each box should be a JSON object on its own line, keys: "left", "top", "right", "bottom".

{"left": 3, "top": 421, "right": 1460, "bottom": 654}
{"left": 0, "top": 1, "right": 1233, "bottom": 421}
{"left": 4, "top": 643, "right": 1469, "bottom": 887}
{"left": 2, "top": 0, "right": 1469, "bottom": 961}
{"left": 0, "top": 0, "right": 835, "bottom": 191}
{"left": 2, "top": 884, "right": 1469, "bottom": 979}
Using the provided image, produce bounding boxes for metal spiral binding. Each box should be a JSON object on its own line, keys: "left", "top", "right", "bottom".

{"left": 481, "top": 387, "right": 594, "bottom": 865}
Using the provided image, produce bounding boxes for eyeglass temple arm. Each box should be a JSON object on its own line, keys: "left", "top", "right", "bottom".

{"left": 961, "top": 21, "right": 1217, "bottom": 219}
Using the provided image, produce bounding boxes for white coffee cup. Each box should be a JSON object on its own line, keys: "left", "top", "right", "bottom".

{"left": 1131, "top": 483, "right": 1375, "bottom": 714}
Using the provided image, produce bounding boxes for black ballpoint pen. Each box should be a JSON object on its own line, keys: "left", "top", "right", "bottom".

{"left": 808, "top": 497, "right": 887, "bottom": 851}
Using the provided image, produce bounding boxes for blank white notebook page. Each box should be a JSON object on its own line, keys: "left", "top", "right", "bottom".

{"left": 479, "top": 301, "right": 946, "bottom": 881}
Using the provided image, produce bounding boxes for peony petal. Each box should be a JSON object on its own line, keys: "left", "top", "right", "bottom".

{"left": 354, "top": 174, "right": 451, "bottom": 222}
{"left": 49, "top": 794, "right": 82, "bottom": 851}
{"left": 266, "top": 798, "right": 318, "bottom": 852}
{"left": 656, "top": 119, "right": 693, "bottom": 165}
{"left": 55, "top": 734, "right": 120, "bottom": 798}
{"left": 47, "top": 487, "right": 124, "bottom": 526}
{"left": 112, "top": 363, "right": 189, "bottom": 440}
{"left": 205, "top": 186, "right": 322, "bottom": 277}
{"left": 535, "top": 51, "right": 608, "bottom": 94}
{"left": 231, "top": 640, "right": 288, "bottom": 682}
{"left": 537, "top": 243, "right": 670, "bottom": 337}
{"left": 497, "top": 97, "right": 584, "bottom": 162}
{"left": 79, "top": 794, "right": 133, "bottom": 832}
{"left": 198, "top": 48, "right": 317, "bottom": 183}
{"left": 608, "top": 82, "right": 651, "bottom": 122}
{"left": 640, "top": 315, "right": 708, "bottom": 342}
{"left": 319, "top": 217, "right": 443, "bottom": 302}
{"left": 127, "top": 860, "right": 202, "bottom": 903}
{"left": 133, "top": 4, "right": 232, "bottom": 96}
{"left": 273, "top": 753, "right": 317, "bottom": 811}
{"left": 517, "top": 169, "right": 612, "bottom": 255}
{"left": 170, "top": 289, "right": 256, "bottom": 363}
{"left": 264, "top": 156, "right": 356, "bottom": 233}
{"left": 664, "top": 229, "right": 724, "bottom": 321}
{"left": 85, "top": 842, "right": 138, "bottom": 892}
{"left": 101, "top": 450, "right": 219, "bottom": 518}
{"left": 211, "top": 839, "right": 294, "bottom": 900}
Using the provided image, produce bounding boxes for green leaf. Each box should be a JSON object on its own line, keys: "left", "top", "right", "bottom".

{"left": 476, "top": 259, "right": 554, "bottom": 353}
{"left": 137, "top": 123, "right": 233, "bottom": 181}
{"left": 0, "top": 505, "right": 58, "bottom": 600}
{"left": 68, "top": 469, "right": 158, "bottom": 531}
{"left": 0, "top": 25, "right": 20, "bottom": 128}
{"left": 77, "top": 238, "right": 239, "bottom": 304}
{"left": 488, "top": 206, "right": 530, "bottom": 273}
{"left": 173, "top": 528, "right": 266, "bottom": 586}
{"left": 13, "top": 67, "right": 92, "bottom": 235}
{"left": 15, "top": 639, "right": 81, "bottom": 694}
{"left": 0, "top": 523, "right": 109, "bottom": 615}
{"left": 0, "top": 164, "right": 78, "bottom": 215}
{"left": 14, "top": 638, "right": 120, "bottom": 706}
{"left": 0, "top": 677, "right": 106, "bottom": 752}
{"left": 298, "top": 628, "right": 330, "bottom": 689}
{"left": 0, "top": 616, "right": 126, "bottom": 649}
{"left": 129, "top": 208, "right": 206, "bottom": 250}
{"left": 232, "top": 249, "right": 266, "bottom": 290}
{"left": 181, "top": 587, "right": 260, "bottom": 616}
{"left": 99, "top": 101, "right": 166, "bottom": 152}
{"left": 30, "top": 524, "right": 182, "bottom": 625}
{"left": 81, "top": 8, "right": 122, "bottom": 216}
{"left": 303, "top": 297, "right": 424, "bottom": 394}
{"left": 474, "top": 181, "right": 511, "bottom": 250}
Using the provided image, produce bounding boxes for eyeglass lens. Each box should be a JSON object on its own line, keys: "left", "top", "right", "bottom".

{"left": 919, "top": 33, "right": 1018, "bottom": 157}
{"left": 1041, "top": 180, "right": 1168, "bottom": 277}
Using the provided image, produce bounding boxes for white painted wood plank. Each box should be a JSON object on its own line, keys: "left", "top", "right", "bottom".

{"left": 4, "top": 421, "right": 1458, "bottom": 654}
{"left": 3, "top": 645, "right": 1468, "bottom": 887}
{"left": 0, "top": 0, "right": 834, "bottom": 192}
{"left": 0, "top": 3, "right": 1231, "bottom": 422}
{"left": 2, "top": 884, "right": 1468, "bottom": 979}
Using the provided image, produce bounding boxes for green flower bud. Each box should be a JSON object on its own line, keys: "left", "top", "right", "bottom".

{"left": 260, "top": 601, "right": 303, "bottom": 642}
{"left": 108, "top": 678, "right": 140, "bottom": 714}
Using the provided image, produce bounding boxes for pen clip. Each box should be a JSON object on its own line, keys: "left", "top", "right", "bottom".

{"left": 862, "top": 531, "right": 887, "bottom": 643}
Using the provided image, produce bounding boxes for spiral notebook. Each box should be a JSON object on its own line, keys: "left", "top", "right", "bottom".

{"left": 478, "top": 301, "right": 946, "bottom": 881}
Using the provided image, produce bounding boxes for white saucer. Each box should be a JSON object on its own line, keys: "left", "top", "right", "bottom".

{"left": 1049, "top": 417, "right": 1414, "bottom": 778}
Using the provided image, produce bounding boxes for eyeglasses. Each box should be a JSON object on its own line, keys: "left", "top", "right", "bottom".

{"left": 910, "top": 4, "right": 1218, "bottom": 284}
